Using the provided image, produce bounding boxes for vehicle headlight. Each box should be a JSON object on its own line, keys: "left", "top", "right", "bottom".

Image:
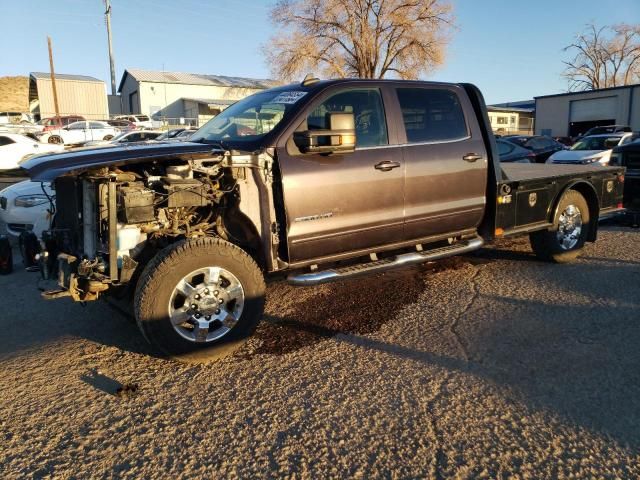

{"left": 14, "top": 194, "right": 50, "bottom": 207}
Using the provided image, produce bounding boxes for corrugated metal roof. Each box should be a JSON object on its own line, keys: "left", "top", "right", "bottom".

{"left": 30, "top": 72, "right": 104, "bottom": 83}
{"left": 119, "top": 69, "right": 274, "bottom": 92}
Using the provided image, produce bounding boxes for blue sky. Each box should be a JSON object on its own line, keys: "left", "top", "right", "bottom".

{"left": 1, "top": 0, "right": 639, "bottom": 103}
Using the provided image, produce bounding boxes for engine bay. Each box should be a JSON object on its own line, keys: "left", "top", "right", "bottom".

{"left": 43, "top": 149, "right": 278, "bottom": 301}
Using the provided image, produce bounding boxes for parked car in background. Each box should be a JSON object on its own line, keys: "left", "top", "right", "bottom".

{"left": 502, "top": 135, "right": 565, "bottom": 163}
{"left": 156, "top": 128, "right": 191, "bottom": 140}
{"left": 553, "top": 136, "right": 574, "bottom": 147}
{"left": 36, "top": 115, "right": 86, "bottom": 133}
{"left": 582, "top": 125, "right": 631, "bottom": 137}
{"left": 46, "top": 121, "right": 119, "bottom": 145}
{"left": 114, "top": 115, "right": 153, "bottom": 129}
{"left": 0, "top": 133, "right": 64, "bottom": 170}
{"left": 83, "top": 130, "right": 162, "bottom": 146}
{"left": 547, "top": 132, "right": 639, "bottom": 166}
{"left": 173, "top": 129, "right": 197, "bottom": 141}
{"left": 0, "top": 112, "right": 33, "bottom": 125}
{"left": 104, "top": 119, "right": 136, "bottom": 132}
{"left": 0, "top": 180, "right": 53, "bottom": 239}
{"left": 610, "top": 141, "right": 640, "bottom": 211}
{"left": 496, "top": 139, "right": 534, "bottom": 163}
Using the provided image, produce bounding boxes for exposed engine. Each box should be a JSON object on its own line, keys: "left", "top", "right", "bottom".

{"left": 43, "top": 150, "right": 279, "bottom": 301}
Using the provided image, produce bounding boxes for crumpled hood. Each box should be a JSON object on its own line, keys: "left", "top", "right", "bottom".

{"left": 20, "top": 142, "right": 219, "bottom": 181}
{"left": 548, "top": 149, "right": 603, "bottom": 163}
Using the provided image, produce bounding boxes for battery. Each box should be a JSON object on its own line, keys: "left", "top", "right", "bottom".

{"left": 162, "top": 178, "right": 208, "bottom": 208}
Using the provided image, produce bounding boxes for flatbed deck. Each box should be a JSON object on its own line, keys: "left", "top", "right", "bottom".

{"left": 500, "top": 163, "right": 621, "bottom": 183}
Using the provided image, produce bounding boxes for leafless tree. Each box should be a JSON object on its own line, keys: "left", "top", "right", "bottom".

{"left": 264, "top": 0, "right": 454, "bottom": 81}
{"left": 563, "top": 23, "right": 640, "bottom": 91}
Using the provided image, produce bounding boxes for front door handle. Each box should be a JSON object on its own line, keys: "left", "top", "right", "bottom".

{"left": 463, "top": 153, "right": 483, "bottom": 162}
{"left": 374, "top": 160, "right": 401, "bottom": 171}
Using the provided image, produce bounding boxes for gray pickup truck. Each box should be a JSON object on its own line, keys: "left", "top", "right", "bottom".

{"left": 20, "top": 78, "right": 625, "bottom": 360}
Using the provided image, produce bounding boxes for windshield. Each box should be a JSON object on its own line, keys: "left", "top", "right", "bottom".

{"left": 571, "top": 136, "right": 620, "bottom": 151}
{"left": 190, "top": 89, "right": 307, "bottom": 144}
{"left": 111, "top": 131, "right": 129, "bottom": 142}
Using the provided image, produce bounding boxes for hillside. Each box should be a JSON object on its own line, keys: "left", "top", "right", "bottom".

{"left": 0, "top": 76, "right": 29, "bottom": 112}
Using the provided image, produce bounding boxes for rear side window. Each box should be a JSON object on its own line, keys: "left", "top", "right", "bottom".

{"left": 89, "top": 122, "right": 105, "bottom": 129}
{"left": 396, "top": 88, "right": 467, "bottom": 143}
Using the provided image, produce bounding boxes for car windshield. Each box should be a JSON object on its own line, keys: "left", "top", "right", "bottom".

{"left": 571, "top": 136, "right": 620, "bottom": 151}
{"left": 190, "top": 89, "right": 307, "bottom": 144}
{"left": 111, "top": 131, "right": 129, "bottom": 141}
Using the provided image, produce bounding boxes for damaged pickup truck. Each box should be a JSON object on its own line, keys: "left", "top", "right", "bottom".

{"left": 20, "top": 78, "right": 626, "bottom": 360}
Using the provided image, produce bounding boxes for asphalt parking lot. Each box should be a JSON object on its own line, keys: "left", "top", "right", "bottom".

{"left": 1, "top": 226, "right": 639, "bottom": 478}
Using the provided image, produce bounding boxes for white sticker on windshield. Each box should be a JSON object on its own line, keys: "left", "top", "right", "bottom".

{"left": 271, "top": 91, "right": 308, "bottom": 104}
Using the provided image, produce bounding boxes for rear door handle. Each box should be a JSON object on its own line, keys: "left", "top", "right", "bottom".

{"left": 374, "top": 160, "right": 401, "bottom": 171}
{"left": 463, "top": 153, "right": 483, "bottom": 162}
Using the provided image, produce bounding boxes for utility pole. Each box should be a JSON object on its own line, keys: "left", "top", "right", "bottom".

{"left": 104, "top": 0, "right": 116, "bottom": 95}
{"left": 47, "top": 36, "right": 61, "bottom": 124}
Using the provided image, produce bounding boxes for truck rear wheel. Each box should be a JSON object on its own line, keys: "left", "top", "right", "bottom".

{"left": 529, "top": 190, "right": 590, "bottom": 263}
{"left": 134, "top": 237, "right": 265, "bottom": 362}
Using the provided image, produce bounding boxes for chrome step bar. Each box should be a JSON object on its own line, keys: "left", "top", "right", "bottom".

{"left": 287, "top": 236, "right": 484, "bottom": 286}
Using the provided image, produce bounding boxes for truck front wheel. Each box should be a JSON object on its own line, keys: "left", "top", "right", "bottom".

{"left": 134, "top": 238, "right": 266, "bottom": 362}
{"left": 529, "top": 190, "right": 590, "bottom": 263}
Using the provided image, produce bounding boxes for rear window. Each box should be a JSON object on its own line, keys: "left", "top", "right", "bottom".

{"left": 136, "top": 115, "right": 150, "bottom": 121}
{"left": 396, "top": 88, "right": 467, "bottom": 143}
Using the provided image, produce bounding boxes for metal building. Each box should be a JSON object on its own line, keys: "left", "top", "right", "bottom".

{"left": 535, "top": 84, "right": 640, "bottom": 138}
{"left": 117, "top": 69, "right": 275, "bottom": 126}
{"left": 29, "top": 72, "right": 109, "bottom": 121}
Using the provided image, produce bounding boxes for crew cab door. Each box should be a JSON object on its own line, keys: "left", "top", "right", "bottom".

{"left": 393, "top": 86, "right": 488, "bottom": 241}
{"left": 277, "top": 86, "right": 404, "bottom": 263}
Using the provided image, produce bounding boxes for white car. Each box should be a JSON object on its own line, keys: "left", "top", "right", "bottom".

{"left": 114, "top": 115, "right": 154, "bottom": 129}
{"left": 547, "top": 132, "right": 639, "bottom": 165}
{"left": 0, "top": 133, "right": 64, "bottom": 170}
{"left": 0, "top": 112, "right": 33, "bottom": 125}
{"left": 83, "top": 130, "right": 163, "bottom": 147}
{"left": 0, "top": 180, "right": 53, "bottom": 239}
{"left": 47, "top": 121, "right": 119, "bottom": 146}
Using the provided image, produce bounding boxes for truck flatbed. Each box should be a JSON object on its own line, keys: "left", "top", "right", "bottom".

{"left": 495, "top": 162, "right": 624, "bottom": 235}
{"left": 500, "top": 163, "right": 620, "bottom": 183}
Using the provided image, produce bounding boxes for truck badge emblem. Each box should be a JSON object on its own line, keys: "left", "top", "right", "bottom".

{"left": 528, "top": 192, "right": 537, "bottom": 207}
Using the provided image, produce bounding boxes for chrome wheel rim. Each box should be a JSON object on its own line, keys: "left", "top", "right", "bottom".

{"left": 168, "top": 266, "right": 245, "bottom": 343}
{"left": 556, "top": 204, "right": 583, "bottom": 250}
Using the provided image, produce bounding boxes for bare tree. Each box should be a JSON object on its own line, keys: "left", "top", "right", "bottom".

{"left": 265, "top": 0, "right": 454, "bottom": 81}
{"left": 563, "top": 23, "right": 640, "bottom": 91}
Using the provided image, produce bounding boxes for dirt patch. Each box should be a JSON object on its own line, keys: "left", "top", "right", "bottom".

{"left": 246, "top": 256, "right": 477, "bottom": 356}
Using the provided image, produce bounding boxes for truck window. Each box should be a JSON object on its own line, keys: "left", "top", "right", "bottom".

{"left": 307, "top": 89, "right": 388, "bottom": 148}
{"left": 396, "top": 88, "right": 467, "bottom": 143}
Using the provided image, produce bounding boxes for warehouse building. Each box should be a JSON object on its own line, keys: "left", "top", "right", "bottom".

{"left": 117, "top": 69, "right": 275, "bottom": 125}
{"left": 29, "top": 72, "right": 109, "bottom": 120}
{"left": 535, "top": 84, "right": 640, "bottom": 138}
{"left": 487, "top": 103, "right": 535, "bottom": 135}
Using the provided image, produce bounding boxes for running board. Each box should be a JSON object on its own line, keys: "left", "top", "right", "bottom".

{"left": 287, "top": 237, "right": 484, "bottom": 286}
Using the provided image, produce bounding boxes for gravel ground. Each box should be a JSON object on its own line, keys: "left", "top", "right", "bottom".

{"left": 1, "top": 226, "right": 639, "bottom": 479}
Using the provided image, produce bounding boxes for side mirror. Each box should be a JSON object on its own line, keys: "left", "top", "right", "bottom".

{"left": 294, "top": 112, "right": 356, "bottom": 154}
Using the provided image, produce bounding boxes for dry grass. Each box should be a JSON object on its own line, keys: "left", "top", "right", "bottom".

{"left": 0, "top": 76, "right": 29, "bottom": 112}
